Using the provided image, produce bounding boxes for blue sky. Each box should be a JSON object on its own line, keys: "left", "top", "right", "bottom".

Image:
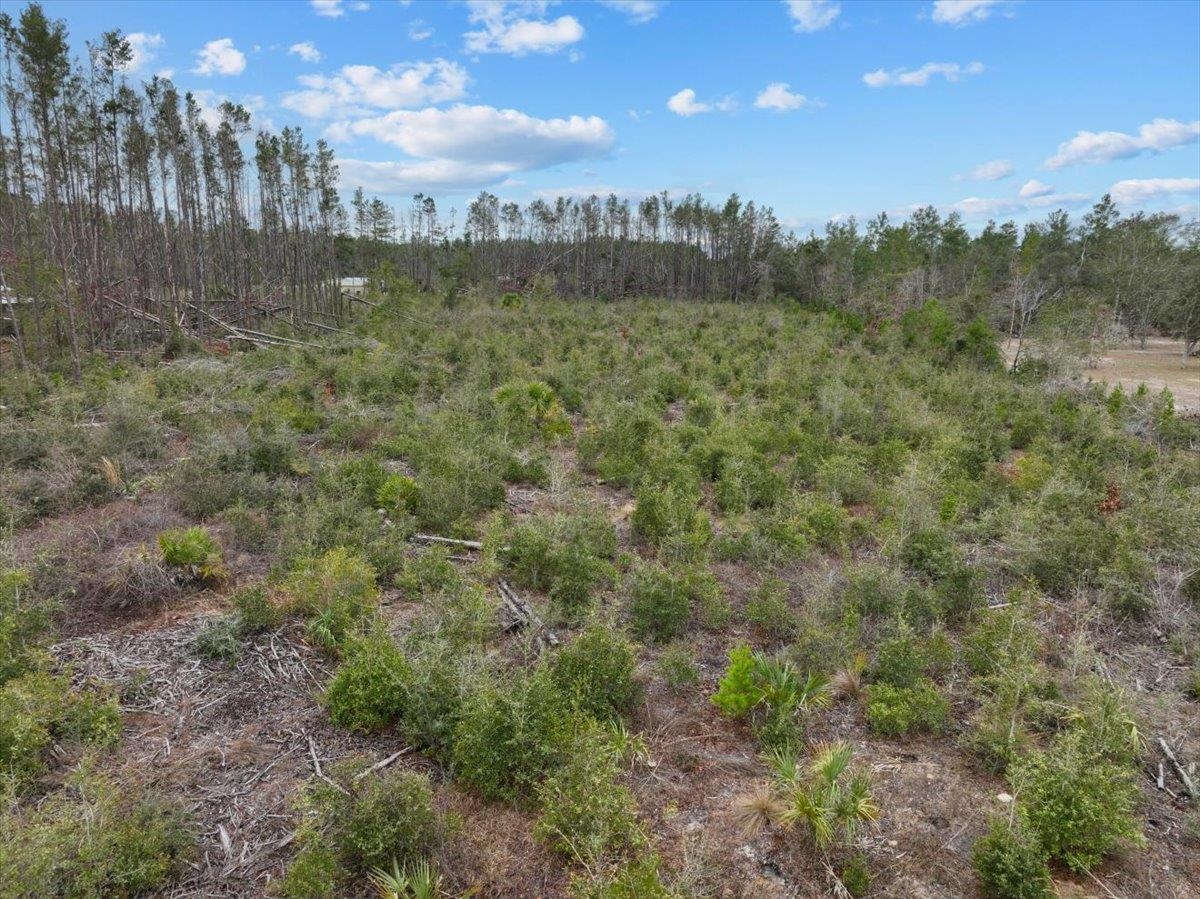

{"left": 41, "top": 0, "right": 1200, "bottom": 233}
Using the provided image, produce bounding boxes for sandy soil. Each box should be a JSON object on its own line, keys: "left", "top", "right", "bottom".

{"left": 1005, "top": 338, "right": 1200, "bottom": 414}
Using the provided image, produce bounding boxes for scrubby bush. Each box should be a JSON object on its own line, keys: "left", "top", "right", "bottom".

{"left": 535, "top": 725, "right": 642, "bottom": 862}
{"left": 626, "top": 563, "right": 692, "bottom": 642}
{"left": 282, "top": 765, "right": 443, "bottom": 895}
{"left": 745, "top": 576, "right": 797, "bottom": 640}
{"left": 158, "top": 526, "right": 226, "bottom": 582}
{"left": 0, "top": 673, "right": 121, "bottom": 791}
{"left": 285, "top": 548, "right": 379, "bottom": 651}
{"left": 551, "top": 623, "right": 641, "bottom": 720}
{"left": 394, "top": 544, "right": 463, "bottom": 598}
{"left": 712, "top": 645, "right": 830, "bottom": 749}
{"left": 0, "top": 568, "right": 54, "bottom": 685}
{"left": 972, "top": 817, "right": 1053, "bottom": 899}
{"left": 452, "top": 664, "right": 577, "bottom": 801}
{"left": 655, "top": 642, "right": 698, "bottom": 692}
{"left": 0, "top": 768, "right": 192, "bottom": 897}
{"left": 631, "top": 477, "right": 711, "bottom": 561}
{"left": 501, "top": 512, "right": 617, "bottom": 617}
{"left": 763, "top": 741, "right": 878, "bottom": 848}
{"left": 865, "top": 680, "right": 949, "bottom": 737}
{"left": 325, "top": 630, "right": 413, "bottom": 732}
{"left": 1009, "top": 730, "right": 1144, "bottom": 873}
{"left": 495, "top": 380, "right": 573, "bottom": 442}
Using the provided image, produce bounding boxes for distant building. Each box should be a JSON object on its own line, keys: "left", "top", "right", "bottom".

{"left": 339, "top": 277, "right": 368, "bottom": 298}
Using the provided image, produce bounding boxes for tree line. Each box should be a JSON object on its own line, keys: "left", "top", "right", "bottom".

{"left": 1, "top": 3, "right": 1197, "bottom": 374}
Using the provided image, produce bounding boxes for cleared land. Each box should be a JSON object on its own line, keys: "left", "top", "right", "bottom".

{"left": 2, "top": 299, "right": 1198, "bottom": 898}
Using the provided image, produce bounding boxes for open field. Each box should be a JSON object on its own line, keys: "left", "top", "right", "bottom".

{"left": 2, "top": 297, "right": 1198, "bottom": 898}
{"left": 1005, "top": 338, "right": 1200, "bottom": 415}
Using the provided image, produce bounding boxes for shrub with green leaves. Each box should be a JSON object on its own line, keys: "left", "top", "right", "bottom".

{"left": 535, "top": 725, "right": 643, "bottom": 863}
{"left": 1010, "top": 737, "right": 1143, "bottom": 873}
{"left": 495, "top": 380, "right": 573, "bottom": 442}
{"left": 0, "top": 768, "right": 192, "bottom": 897}
{"left": 865, "top": 680, "right": 950, "bottom": 737}
{"left": 325, "top": 630, "right": 413, "bottom": 732}
{"left": 971, "top": 817, "right": 1053, "bottom": 899}
{"left": 764, "top": 741, "right": 878, "bottom": 848}
{"left": 0, "top": 672, "right": 121, "bottom": 791}
{"left": 282, "top": 765, "right": 443, "bottom": 896}
{"left": 552, "top": 623, "right": 641, "bottom": 721}
{"left": 745, "top": 576, "right": 797, "bottom": 640}
{"left": 625, "top": 563, "right": 692, "bottom": 642}
{"left": 452, "top": 664, "right": 577, "bottom": 802}
{"left": 630, "top": 477, "right": 712, "bottom": 560}
{"left": 285, "top": 548, "right": 379, "bottom": 651}
{"left": 0, "top": 568, "right": 54, "bottom": 685}
{"left": 157, "top": 526, "right": 226, "bottom": 582}
{"left": 501, "top": 513, "right": 617, "bottom": 617}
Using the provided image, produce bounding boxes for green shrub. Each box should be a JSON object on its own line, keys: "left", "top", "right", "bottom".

{"left": 815, "top": 454, "right": 871, "bottom": 505}
{"left": 865, "top": 680, "right": 950, "bottom": 737}
{"left": 963, "top": 605, "right": 1041, "bottom": 677}
{"left": 551, "top": 623, "right": 641, "bottom": 721}
{"left": 157, "top": 526, "right": 226, "bottom": 582}
{"left": 0, "top": 568, "right": 55, "bottom": 685}
{"left": 375, "top": 473, "right": 421, "bottom": 517}
{"left": 284, "top": 765, "right": 443, "bottom": 893}
{"left": 765, "top": 740, "right": 878, "bottom": 848}
{"left": 219, "top": 504, "right": 271, "bottom": 553}
{"left": 1009, "top": 731, "right": 1144, "bottom": 873}
{"left": 839, "top": 853, "right": 872, "bottom": 898}
{"left": 193, "top": 617, "right": 243, "bottom": 665}
{"left": 232, "top": 584, "right": 281, "bottom": 634}
{"left": 712, "top": 645, "right": 830, "bottom": 749}
{"left": 325, "top": 630, "right": 413, "bottom": 732}
{"left": 495, "top": 380, "right": 573, "bottom": 442}
{"left": 535, "top": 725, "right": 642, "bottom": 862}
{"left": 655, "top": 642, "right": 698, "bottom": 692}
{"left": 626, "top": 563, "right": 692, "bottom": 642}
{"left": 570, "top": 854, "right": 673, "bottom": 898}
{"left": 394, "top": 545, "right": 463, "bottom": 598}
{"left": 285, "top": 548, "right": 379, "bottom": 652}
{"left": 452, "top": 664, "right": 577, "bottom": 801}
{"left": 0, "top": 673, "right": 121, "bottom": 791}
{"left": 971, "top": 817, "right": 1053, "bottom": 899}
{"left": 0, "top": 769, "right": 192, "bottom": 897}
{"left": 500, "top": 513, "right": 617, "bottom": 617}
{"left": 630, "top": 478, "right": 711, "bottom": 560}
{"left": 745, "top": 576, "right": 797, "bottom": 640}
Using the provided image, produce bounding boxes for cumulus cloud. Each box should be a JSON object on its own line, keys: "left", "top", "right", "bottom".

{"left": 464, "top": 1, "right": 584, "bottom": 56}
{"left": 667, "top": 88, "right": 709, "bottom": 117}
{"left": 1018, "top": 179, "right": 1053, "bottom": 198}
{"left": 336, "top": 157, "right": 518, "bottom": 193}
{"left": 598, "top": 0, "right": 664, "bottom": 23}
{"left": 282, "top": 59, "right": 469, "bottom": 118}
{"left": 785, "top": 0, "right": 840, "bottom": 33}
{"left": 863, "top": 61, "right": 983, "bottom": 87}
{"left": 754, "top": 82, "right": 813, "bottom": 112}
{"left": 330, "top": 104, "right": 614, "bottom": 171}
{"left": 1044, "top": 118, "right": 1200, "bottom": 169}
{"left": 953, "top": 159, "right": 1013, "bottom": 181}
{"left": 1109, "top": 178, "right": 1200, "bottom": 206}
{"left": 951, "top": 189, "right": 1090, "bottom": 218}
{"left": 122, "top": 33, "right": 164, "bottom": 74}
{"left": 930, "top": 1, "right": 1006, "bottom": 26}
{"left": 310, "top": 0, "right": 369, "bottom": 16}
{"left": 408, "top": 20, "right": 433, "bottom": 40}
{"left": 193, "top": 38, "right": 247, "bottom": 76}
{"left": 288, "top": 41, "right": 322, "bottom": 63}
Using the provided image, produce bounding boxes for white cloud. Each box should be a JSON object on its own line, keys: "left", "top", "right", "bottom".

{"left": 598, "top": 0, "right": 664, "bottom": 23}
{"left": 156, "top": 67, "right": 176, "bottom": 79}
{"left": 785, "top": 0, "right": 840, "bottom": 33}
{"left": 122, "top": 33, "right": 164, "bottom": 74}
{"left": 288, "top": 41, "right": 323, "bottom": 63}
{"left": 863, "top": 61, "right": 983, "bottom": 87}
{"left": 408, "top": 19, "right": 433, "bottom": 40}
{"left": 331, "top": 104, "right": 614, "bottom": 170}
{"left": 667, "top": 88, "right": 709, "bottom": 117}
{"left": 754, "top": 82, "right": 813, "bottom": 112}
{"left": 464, "top": 1, "right": 584, "bottom": 56}
{"left": 953, "top": 159, "right": 1013, "bottom": 181}
{"left": 1019, "top": 179, "right": 1053, "bottom": 198}
{"left": 951, "top": 189, "right": 1090, "bottom": 218}
{"left": 1109, "top": 178, "right": 1200, "bottom": 206}
{"left": 193, "top": 38, "right": 247, "bottom": 76}
{"left": 310, "top": 0, "right": 369, "bottom": 16}
{"left": 337, "top": 157, "right": 517, "bottom": 193}
{"left": 931, "top": 1, "right": 1005, "bottom": 26}
{"left": 282, "top": 59, "right": 469, "bottom": 118}
{"left": 1044, "top": 118, "right": 1200, "bottom": 169}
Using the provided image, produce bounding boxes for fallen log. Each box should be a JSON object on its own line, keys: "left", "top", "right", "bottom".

{"left": 1158, "top": 736, "right": 1198, "bottom": 799}
{"left": 413, "top": 533, "right": 484, "bottom": 550}
{"left": 498, "top": 579, "right": 558, "bottom": 650}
